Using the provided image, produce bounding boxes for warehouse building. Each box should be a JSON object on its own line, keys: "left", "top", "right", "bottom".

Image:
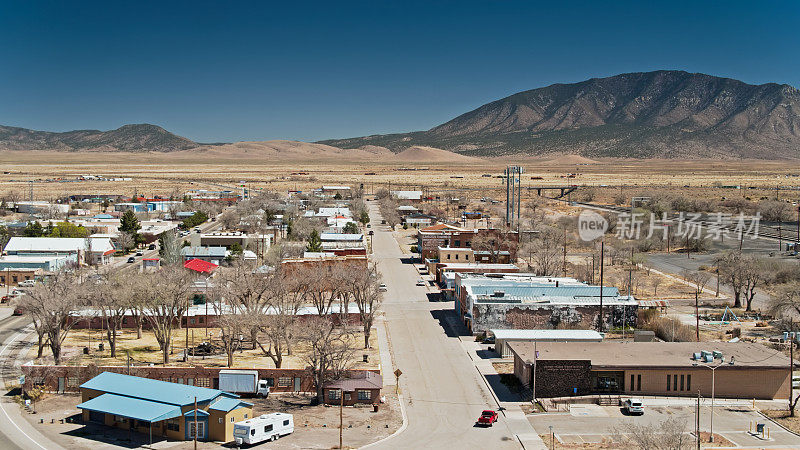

{"left": 509, "top": 341, "right": 791, "bottom": 399}
{"left": 455, "top": 273, "right": 637, "bottom": 334}
{"left": 77, "top": 372, "right": 252, "bottom": 443}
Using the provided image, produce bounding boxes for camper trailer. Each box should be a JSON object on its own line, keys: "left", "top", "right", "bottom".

{"left": 233, "top": 412, "right": 294, "bottom": 445}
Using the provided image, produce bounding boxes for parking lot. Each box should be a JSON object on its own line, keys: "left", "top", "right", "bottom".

{"left": 529, "top": 402, "right": 800, "bottom": 448}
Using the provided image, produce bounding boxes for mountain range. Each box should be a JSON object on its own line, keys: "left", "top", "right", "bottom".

{"left": 321, "top": 70, "right": 800, "bottom": 159}
{"left": 1, "top": 70, "right": 798, "bottom": 159}
{"left": 0, "top": 123, "right": 197, "bottom": 152}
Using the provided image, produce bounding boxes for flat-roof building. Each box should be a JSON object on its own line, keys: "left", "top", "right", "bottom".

{"left": 509, "top": 341, "right": 791, "bottom": 400}
{"left": 490, "top": 329, "right": 603, "bottom": 358}
{"left": 455, "top": 273, "right": 636, "bottom": 333}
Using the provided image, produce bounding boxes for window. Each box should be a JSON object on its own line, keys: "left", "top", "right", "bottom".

{"left": 329, "top": 390, "right": 341, "bottom": 400}
{"left": 196, "top": 377, "right": 210, "bottom": 387}
{"left": 686, "top": 374, "right": 691, "bottom": 391}
{"left": 12, "top": 276, "right": 17, "bottom": 283}
{"left": 630, "top": 374, "right": 634, "bottom": 391}
{"left": 187, "top": 378, "right": 194, "bottom": 386}
{"left": 265, "top": 378, "right": 274, "bottom": 387}
{"left": 166, "top": 418, "right": 180, "bottom": 431}
{"left": 218, "top": 418, "right": 223, "bottom": 424}
{"left": 67, "top": 377, "right": 79, "bottom": 387}
{"left": 32, "top": 377, "right": 44, "bottom": 386}
{"left": 250, "top": 429, "right": 255, "bottom": 436}
{"left": 230, "top": 417, "right": 235, "bottom": 423}
{"left": 114, "top": 415, "right": 127, "bottom": 423}
{"left": 680, "top": 375, "right": 684, "bottom": 391}
{"left": 244, "top": 414, "right": 248, "bottom": 419}
{"left": 454, "top": 240, "right": 461, "bottom": 247}
{"left": 357, "top": 390, "right": 371, "bottom": 400}
{"left": 455, "top": 254, "right": 459, "bottom": 260}
{"left": 264, "top": 424, "right": 273, "bottom": 432}
{"left": 637, "top": 374, "right": 641, "bottom": 391}
{"left": 178, "top": 378, "right": 184, "bottom": 385}
{"left": 446, "top": 254, "right": 450, "bottom": 260}
{"left": 199, "top": 317, "right": 204, "bottom": 323}
{"left": 283, "top": 420, "right": 289, "bottom": 426}
{"left": 673, "top": 375, "right": 678, "bottom": 391}
{"left": 278, "top": 377, "right": 292, "bottom": 387}
{"left": 666, "top": 374, "right": 670, "bottom": 391}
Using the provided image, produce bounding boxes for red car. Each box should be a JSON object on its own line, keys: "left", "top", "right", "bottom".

{"left": 476, "top": 410, "right": 498, "bottom": 427}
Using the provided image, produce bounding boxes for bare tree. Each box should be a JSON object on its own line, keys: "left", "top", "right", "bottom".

{"left": 137, "top": 267, "right": 193, "bottom": 364}
{"left": 21, "top": 270, "right": 86, "bottom": 365}
{"left": 524, "top": 229, "right": 562, "bottom": 276}
{"left": 214, "top": 260, "right": 274, "bottom": 350}
{"left": 87, "top": 272, "right": 135, "bottom": 358}
{"left": 651, "top": 276, "right": 663, "bottom": 297}
{"left": 470, "top": 230, "right": 517, "bottom": 264}
{"left": 611, "top": 416, "right": 690, "bottom": 449}
{"left": 715, "top": 251, "right": 746, "bottom": 307}
{"left": 302, "top": 262, "right": 346, "bottom": 317}
{"left": 345, "top": 262, "right": 383, "bottom": 348}
{"left": 300, "top": 317, "right": 357, "bottom": 402}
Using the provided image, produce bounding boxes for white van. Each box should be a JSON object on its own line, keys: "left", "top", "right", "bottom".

{"left": 233, "top": 412, "right": 294, "bottom": 445}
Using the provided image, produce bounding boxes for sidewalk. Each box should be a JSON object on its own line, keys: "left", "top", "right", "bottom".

{"left": 459, "top": 337, "right": 547, "bottom": 450}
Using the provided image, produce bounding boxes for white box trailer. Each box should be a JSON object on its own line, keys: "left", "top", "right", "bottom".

{"left": 233, "top": 412, "right": 294, "bottom": 445}
{"left": 219, "top": 370, "right": 270, "bottom": 397}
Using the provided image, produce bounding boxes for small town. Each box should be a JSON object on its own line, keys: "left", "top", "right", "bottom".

{"left": 2, "top": 2, "right": 800, "bottom": 449}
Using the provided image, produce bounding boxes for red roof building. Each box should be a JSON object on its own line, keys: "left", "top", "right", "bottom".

{"left": 183, "top": 258, "right": 218, "bottom": 274}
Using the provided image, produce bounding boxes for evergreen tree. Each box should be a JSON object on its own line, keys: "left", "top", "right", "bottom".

{"left": 120, "top": 210, "right": 143, "bottom": 246}
{"left": 306, "top": 229, "right": 323, "bottom": 252}
{"left": 343, "top": 221, "right": 360, "bottom": 234}
{"left": 23, "top": 221, "right": 45, "bottom": 237}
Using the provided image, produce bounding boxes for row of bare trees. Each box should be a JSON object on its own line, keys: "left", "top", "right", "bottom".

{"left": 22, "top": 259, "right": 383, "bottom": 401}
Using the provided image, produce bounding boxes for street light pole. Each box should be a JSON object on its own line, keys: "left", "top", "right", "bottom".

{"left": 702, "top": 362, "right": 723, "bottom": 442}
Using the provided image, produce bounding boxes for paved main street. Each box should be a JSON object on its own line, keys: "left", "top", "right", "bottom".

{"left": 367, "top": 202, "right": 541, "bottom": 449}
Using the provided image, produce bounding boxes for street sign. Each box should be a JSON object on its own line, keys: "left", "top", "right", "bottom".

{"left": 394, "top": 369, "right": 402, "bottom": 377}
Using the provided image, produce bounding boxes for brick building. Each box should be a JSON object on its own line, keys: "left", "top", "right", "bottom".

{"left": 510, "top": 341, "right": 791, "bottom": 400}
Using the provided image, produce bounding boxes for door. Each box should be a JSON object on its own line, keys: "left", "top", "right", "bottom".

{"left": 293, "top": 377, "right": 301, "bottom": 392}
{"left": 188, "top": 421, "right": 205, "bottom": 440}
{"left": 89, "top": 410, "right": 104, "bottom": 423}
{"left": 57, "top": 377, "right": 65, "bottom": 393}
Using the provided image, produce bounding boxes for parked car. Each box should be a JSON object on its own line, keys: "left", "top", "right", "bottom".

{"left": 476, "top": 410, "right": 498, "bottom": 427}
{"left": 127, "top": 257, "right": 136, "bottom": 263}
{"left": 148, "top": 243, "right": 156, "bottom": 250}
{"left": 136, "top": 252, "right": 143, "bottom": 256}
{"left": 623, "top": 398, "right": 644, "bottom": 415}
{"left": 379, "top": 283, "right": 387, "bottom": 292}
{"left": 416, "top": 279, "right": 426, "bottom": 286}
{"left": 17, "top": 279, "right": 36, "bottom": 287}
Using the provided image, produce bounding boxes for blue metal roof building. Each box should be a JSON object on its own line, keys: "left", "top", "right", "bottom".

{"left": 77, "top": 372, "right": 252, "bottom": 443}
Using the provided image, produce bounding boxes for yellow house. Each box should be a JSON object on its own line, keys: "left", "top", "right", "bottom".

{"left": 77, "top": 372, "right": 252, "bottom": 443}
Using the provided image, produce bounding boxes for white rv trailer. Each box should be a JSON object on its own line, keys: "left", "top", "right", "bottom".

{"left": 233, "top": 412, "right": 294, "bottom": 445}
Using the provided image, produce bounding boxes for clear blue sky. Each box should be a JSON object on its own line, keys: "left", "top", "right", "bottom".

{"left": 1, "top": 1, "right": 798, "bottom": 143}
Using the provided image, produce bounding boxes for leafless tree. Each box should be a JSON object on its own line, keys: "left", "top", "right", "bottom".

{"left": 681, "top": 269, "right": 711, "bottom": 296}
{"left": 715, "top": 251, "right": 746, "bottom": 307}
{"left": 523, "top": 229, "right": 561, "bottom": 276}
{"left": 651, "top": 276, "right": 663, "bottom": 297}
{"left": 116, "top": 232, "right": 134, "bottom": 253}
{"left": 87, "top": 272, "right": 135, "bottom": 358}
{"left": 471, "top": 231, "right": 517, "bottom": 264}
{"left": 300, "top": 317, "right": 358, "bottom": 402}
{"left": 611, "top": 416, "right": 690, "bottom": 449}
{"left": 21, "top": 270, "right": 87, "bottom": 365}
{"left": 303, "top": 262, "right": 346, "bottom": 317}
{"left": 214, "top": 260, "right": 274, "bottom": 350}
{"left": 345, "top": 262, "right": 383, "bottom": 348}
{"left": 137, "top": 267, "right": 193, "bottom": 364}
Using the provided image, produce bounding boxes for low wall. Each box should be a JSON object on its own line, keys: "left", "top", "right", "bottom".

{"left": 21, "top": 364, "right": 380, "bottom": 395}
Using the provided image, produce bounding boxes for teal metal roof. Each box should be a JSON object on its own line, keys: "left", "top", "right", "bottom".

{"left": 471, "top": 285, "right": 620, "bottom": 298}
{"left": 80, "top": 372, "right": 236, "bottom": 406}
{"left": 183, "top": 409, "right": 209, "bottom": 417}
{"left": 209, "top": 397, "right": 253, "bottom": 412}
{"left": 77, "top": 393, "right": 181, "bottom": 422}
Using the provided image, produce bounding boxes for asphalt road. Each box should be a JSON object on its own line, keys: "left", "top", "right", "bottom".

{"left": 367, "top": 202, "right": 521, "bottom": 449}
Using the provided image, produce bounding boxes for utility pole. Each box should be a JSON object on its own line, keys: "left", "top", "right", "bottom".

{"left": 695, "top": 392, "right": 701, "bottom": 450}
{"left": 532, "top": 341, "right": 537, "bottom": 405}
{"left": 695, "top": 290, "right": 700, "bottom": 342}
{"left": 339, "top": 388, "right": 344, "bottom": 450}
{"left": 562, "top": 228, "right": 567, "bottom": 277}
{"left": 791, "top": 319, "right": 795, "bottom": 417}
{"left": 598, "top": 242, "right": 604, "bottom": 332}
{"left": 194, "top": 396, "right": 198, "bottom": 449}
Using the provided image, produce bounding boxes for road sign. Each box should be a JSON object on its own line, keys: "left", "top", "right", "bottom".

{"left": 394, "top": 369, "right": 402, "bottom": 377}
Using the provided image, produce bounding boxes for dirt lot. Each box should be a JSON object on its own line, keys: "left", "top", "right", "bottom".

{"left": 30, "top": 326, "right": 381, "bottom": 372}
{"left": 22, "top": 391, "right": 401, "bottom": 449}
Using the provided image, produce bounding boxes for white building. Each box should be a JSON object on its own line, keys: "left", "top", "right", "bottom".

{"left": 3, "top": 236, "right": 116, "bottom": 265}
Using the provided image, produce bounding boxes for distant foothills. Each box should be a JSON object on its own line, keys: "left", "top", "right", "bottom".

{"left": 2, "top": 70, "right": 798, "bottom": 159}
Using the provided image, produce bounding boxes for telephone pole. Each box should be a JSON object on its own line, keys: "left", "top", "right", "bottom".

{"left": 598, "top": 242, "right": 605, "bottom": 332}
